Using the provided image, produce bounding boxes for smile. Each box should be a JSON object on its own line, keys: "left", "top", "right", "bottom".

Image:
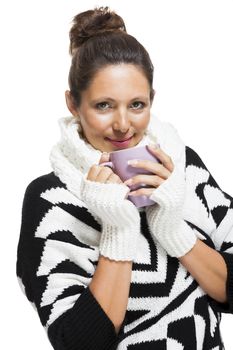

{"left": 105, "top": 136, "right": 134, "bottom": 148}
{"left": 107, "top": 136, "right": 133, "bottom": 142}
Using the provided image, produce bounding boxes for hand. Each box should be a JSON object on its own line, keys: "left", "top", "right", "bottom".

{"left": 86, "top": 152, "right": 123, "bottom": 184}
{"left": 123, "top": 145, "right": 175, "bottom": 197}
{"left": 80, "top": 152, "right": 141, "bottom": 261}
{"left": 135, "top": 146, "right": 197, "bottom": 258}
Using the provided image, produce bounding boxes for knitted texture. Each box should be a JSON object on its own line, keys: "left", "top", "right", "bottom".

{"left": 146, "top": 164, "right": 197, "bottom": 257}
{"left": 16, "top": 113, "right": 233, "bottom": 349}
{"left": 80, "top": 177, "right": 141, "bottom": 261}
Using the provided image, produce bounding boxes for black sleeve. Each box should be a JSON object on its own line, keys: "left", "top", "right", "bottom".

{"left": 185, "top": 146, "right": 233, "bottom": 313}
{"left": 16, "top": 176, "right": 122, "bottom": 349}
{"left": 48, "top": 287, "right": 119, "bottom": 350}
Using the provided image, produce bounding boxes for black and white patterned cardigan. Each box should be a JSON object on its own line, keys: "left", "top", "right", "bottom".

{"left": 16, "top": 116, "right": 233, "bottom": 350}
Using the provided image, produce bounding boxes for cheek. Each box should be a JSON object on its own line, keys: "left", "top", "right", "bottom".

{"left": 134, "top": 113, "right": 150, "bottom": 130}
{"left": 82, "top": 113, "right": 110, "bottom": 134}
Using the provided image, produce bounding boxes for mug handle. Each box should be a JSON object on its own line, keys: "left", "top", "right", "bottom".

{"left": 100, "top": 161, "right": 113, "bottom": 169}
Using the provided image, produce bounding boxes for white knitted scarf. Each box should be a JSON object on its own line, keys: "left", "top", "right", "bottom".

{"left": 49, "top": 113, "right": 186, "bottom": 201}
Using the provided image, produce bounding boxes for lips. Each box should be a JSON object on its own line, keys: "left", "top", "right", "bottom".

{"left": 106, "top": 136, "right": 133, "bottom": 142}
{"left": 105, "top": 135, "right": 134, "bottom": 148}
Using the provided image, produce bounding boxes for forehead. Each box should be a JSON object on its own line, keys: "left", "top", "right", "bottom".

{"left": 85, "top": 64, "right": 150, "bottom": 98}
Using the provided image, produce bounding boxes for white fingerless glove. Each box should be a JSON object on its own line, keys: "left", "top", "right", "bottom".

{"left": 146, "top": 165, "right": 198, "bottom": 258}
{"left": 80, "top": 177, "right": 141, "bottom": 262}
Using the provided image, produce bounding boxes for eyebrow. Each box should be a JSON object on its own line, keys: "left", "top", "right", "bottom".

{"left": 91, "top": 96, "right": 149, "bottom": 103}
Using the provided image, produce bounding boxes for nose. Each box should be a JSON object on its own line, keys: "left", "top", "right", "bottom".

{"left": 113, "top": 109, "right": 130, "bottom": 133}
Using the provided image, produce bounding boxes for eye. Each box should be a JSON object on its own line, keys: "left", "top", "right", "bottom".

{"left": 96, "top": 102, "right": 111, "bottom": 110}
{"left": 131, "top": 101, "right": 145, "bottom": 109}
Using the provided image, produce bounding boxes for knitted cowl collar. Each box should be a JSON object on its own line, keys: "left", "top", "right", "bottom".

{"left": 49, "top": 113, "right": 186, "bottom": 201}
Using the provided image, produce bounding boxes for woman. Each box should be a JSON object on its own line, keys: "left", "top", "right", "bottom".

{"left": 16, "top": 6, "right": 233, "bottom": 350}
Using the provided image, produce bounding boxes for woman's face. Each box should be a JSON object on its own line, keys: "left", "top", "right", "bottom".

{"left": 66, "top": 64, "right": 154, "bottom": 152}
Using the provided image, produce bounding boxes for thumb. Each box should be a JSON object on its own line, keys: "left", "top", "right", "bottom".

{"left": 99, "top": 152, "right": 110, "bottom": 165}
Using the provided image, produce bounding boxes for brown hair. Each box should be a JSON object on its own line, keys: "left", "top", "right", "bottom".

{"left": 68, "top": 6, "right": 155, "bottom": 108}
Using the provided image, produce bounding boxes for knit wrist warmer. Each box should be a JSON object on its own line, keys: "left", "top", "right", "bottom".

{"left": 80, "top": 177, "right": 141, "bottom": 261}
{"left": 146, "top": 165, "right": 197, "bottom": 257}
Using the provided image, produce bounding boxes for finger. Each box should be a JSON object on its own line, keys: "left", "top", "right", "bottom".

{"left": 99, "top": 152, "right": 110, "bottom": 165}
{"left": 95, "top": 166, "right": 113, "bottom": 183}
{"left": 147, "top": 145, "right": 174, "bottom": 172}
{"left": 106, "top": 173, "right": 123, "bottom": 184}
{"left": 87, "top": 164, "right": 112, "bottom": 183}
{"left": 128, "top": 159, "right": 171, "bottom": 179}
{"left": 124, "top": 174, "right": 163, "bottom": 188}
{"left": 87, "top": 165, "right": 102, "bottom": 181}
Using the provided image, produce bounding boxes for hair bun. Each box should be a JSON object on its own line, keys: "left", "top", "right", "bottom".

{"left": 69, "top": 6, "right": 127, "bottom": 55}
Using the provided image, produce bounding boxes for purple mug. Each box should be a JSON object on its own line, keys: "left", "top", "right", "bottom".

{"left": 101, "top": 144, "right": 161, "bottom": 208}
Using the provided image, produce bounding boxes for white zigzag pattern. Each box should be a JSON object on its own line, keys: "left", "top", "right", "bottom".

{"left": 47, "top": 294, "right": 80, "bottom": 326}
{"left": 35, "top": 198, "right": 101, "bottom": 247}
{"left": 37, "top": 239, "right": 97, "bottom": 277}
{"left": 34, "top": 186, "right": 100, "bottom": 326}
{"left": 118, "top": 157, "right": 231, "bottom": 349}
{"left": 121, "top": 287, "right": 206, "bottom": 348}
{"left": 32, "top": 163, "right": 231, "bottom": 348}
{"left": 194, "top": 314, "right": 206, "bottom": 350}
{"left": 41, "top": 272, "right": 91, "bottom": 307}
{"left": 204, "top": 184, "right": 230, "bottom": 211}
{"left": 41, "top": 186, "right": 87, "bottom": 208}
{"left": 183, "top": 164, "right": 232, "bottom": 245}
{"left": 212, "top": 208, "right": 233, "bottom": 251}
{"left": 126, "top": 261, "right": 205, "bottom": 330}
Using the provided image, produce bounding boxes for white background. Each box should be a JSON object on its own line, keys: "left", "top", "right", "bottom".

{"left": 1, "top": 0, "right": 232, "bottom": 348}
